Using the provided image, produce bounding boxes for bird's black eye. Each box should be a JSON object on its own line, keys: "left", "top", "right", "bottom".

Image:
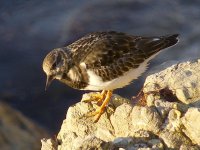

{"left": 51, "top": 53, "right": 63, "bottom": 70}
{"left": 51, "top": 62, "right": 57, "bottom": 70}
{"left": 56, "top": 54, "right": 62, "bottom": 65}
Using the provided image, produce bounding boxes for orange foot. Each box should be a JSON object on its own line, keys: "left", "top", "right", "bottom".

{"left": 85, "top": 90, "right": 112, "bottom": 122}
{"left": 83, "top": 90, "right": 107, "bottom": 105}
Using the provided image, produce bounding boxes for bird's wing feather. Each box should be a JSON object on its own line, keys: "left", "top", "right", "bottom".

{"left": 67, "top": 32, "right": 140, "bottom": 67}
{"left": 67, "top": 31, "right": 178, "bottom": 72}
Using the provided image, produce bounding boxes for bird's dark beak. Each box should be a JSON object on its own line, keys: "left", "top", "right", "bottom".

{"left": 45, "top": 75, "right": 54, "bottom": 91}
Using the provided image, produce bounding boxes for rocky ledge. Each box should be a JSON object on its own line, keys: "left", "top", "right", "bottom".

{"left": 41, "top": 59, "right": 200, "bottom": 150}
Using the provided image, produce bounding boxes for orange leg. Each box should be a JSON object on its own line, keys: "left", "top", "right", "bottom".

{"left": 86, "top": 90, "right": 113, "bottom": 122}
{"left": 83, "top": 90, "right": 107, "bottom": 105}
{"left": 97, "top": 90, "right": 107, "bottom": 104}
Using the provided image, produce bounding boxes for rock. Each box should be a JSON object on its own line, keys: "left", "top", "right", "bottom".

{"left": 41, "top": 138, "right": 57, "bottom": 150}
{"left": 112, "top": 137, "right": 134, "bottom": 148}
{"left": 110, "top": 103, "right": 133, "bottom": 137}
{"left": 166, "top": 109, "right": 182, "bottom": 132}
{"left": 180, "top": 144, "right": 200, "bottom": 150}
{"left": 143, "top": 59, "right": 200, "bottom": 106}
{"left": 112, "top": 137, "right": 164, "bottom": 150}
{"left": 0, "top": 101, "right": 49, "bottom": 150}
{"left": 148, "top": 139, "right": 164, "bottom": 149}
{"left": 160, "top": 129, "right": 191, "bottom": 149}
{"left": 181, "top": 107, "right": 200, "bottom": 145}
{"left": 70, "top": 135, "right": 110, "bottom": 150}
{"left": 131, "top": 106, "right": 162, "bottom": 134}
{"left": 41, "top": 59, "right": 200, "bottom": 150}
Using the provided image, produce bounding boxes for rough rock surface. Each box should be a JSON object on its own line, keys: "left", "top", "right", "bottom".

{"left": 0, "top": 101, "right": 49, "bottom": 150}
{"left": 41, "top": 59, "right": 200, "bottom": 150}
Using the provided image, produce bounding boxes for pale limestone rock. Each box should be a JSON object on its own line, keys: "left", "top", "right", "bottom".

{"left": 152, "top": 99, "right": 178, "bottom": 118}
{"left": 131, "top": 106, "right": 162, "bottom": 134}
{"left": 96, "top": 127, "right": 115, "bottom": 142}
{"left": 41, "top": 59, "right": 200, "bottom": 150}
{"left": 71, "top": 135, "right": 110, "bottom": 150}
{"left": 160, "top": 130, "right": 191, "bottom": 149}
{"left": 57, "top": 102, "right": 114, "bottom": 140}
{"left": 166, "top": 109, "right": 182, "bottom": 132}
{"left": 41, "top": 90, "right": 200, "bottom": 149}
{"left": 181, "top": 107, "right": 200, "bottom": 145}
{"left": 110, "top": 103, "right": 133, "bottom": 137}
{"left": 159, "top": 109, "right": 192, "bottom": 149}
{"left": 180, "top": 144, "right": 200, "bottom": 150}
{"left": 112, "top": 137, "right": 134, "bottom": 149}
{"left": 144, "top": 59, "right": 200, "bottom": 106}
{"left": 133, "top": 130, "right": 151, "bottom": 138}
{"left": 57, "top": 131, "right": 77, "bottom": 150}
{"left": 147, "top": 139, "right": 164, "bottom": 149}
{"left": 41, "top": 139, "right": 57, "bottom": 150}
{"left": 112, "top": 137, "right": 164, "bottom": 150}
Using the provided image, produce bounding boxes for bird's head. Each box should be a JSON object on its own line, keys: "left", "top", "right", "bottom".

{"left": 42, "top": 48, "right": 71, "bottom": 90}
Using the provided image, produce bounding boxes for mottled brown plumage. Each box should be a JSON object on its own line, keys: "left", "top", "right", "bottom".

{"left": 66, "top": 31, "right": 178, "bottom": 82}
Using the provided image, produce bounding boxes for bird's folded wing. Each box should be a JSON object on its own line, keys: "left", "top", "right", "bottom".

{"left": 67, "top": 31, "right": 178, "bottom": 70}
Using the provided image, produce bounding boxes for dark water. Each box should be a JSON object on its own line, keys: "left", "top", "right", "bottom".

{"left": 0, "top": 0, "right": 200, "bottom": 133}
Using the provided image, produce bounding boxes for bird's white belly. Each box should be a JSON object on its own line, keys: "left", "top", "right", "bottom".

{"left": 84, "top": 67, "right": 146, "bottom": 91}
{"left": 82, "top": 53, "right": 159, "bottom": 91}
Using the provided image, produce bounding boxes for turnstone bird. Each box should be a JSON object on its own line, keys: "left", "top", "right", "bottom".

{"left": 43, "top": 31, "right": 179, "bottom": 122}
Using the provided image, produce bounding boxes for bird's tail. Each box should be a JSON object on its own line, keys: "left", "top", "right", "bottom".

{"left": 137, "top": 34, "right": 179, "bottom": 57}
{"left": 162, "top": 34, "right": 179, "bottom": 48}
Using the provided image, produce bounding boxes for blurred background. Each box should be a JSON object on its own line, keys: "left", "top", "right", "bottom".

{"left": 0, "top": 0, "right": 200, "bottom": 149}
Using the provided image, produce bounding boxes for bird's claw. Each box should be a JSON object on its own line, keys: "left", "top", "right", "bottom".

{"left": 82, "top": 90, "right": 107, "bottom": 105}
{"left": 81, "top": 90, "right": 112, "bottom": 123}
{"left": 84, "top": 108, "right": 105, "bottom": 123}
